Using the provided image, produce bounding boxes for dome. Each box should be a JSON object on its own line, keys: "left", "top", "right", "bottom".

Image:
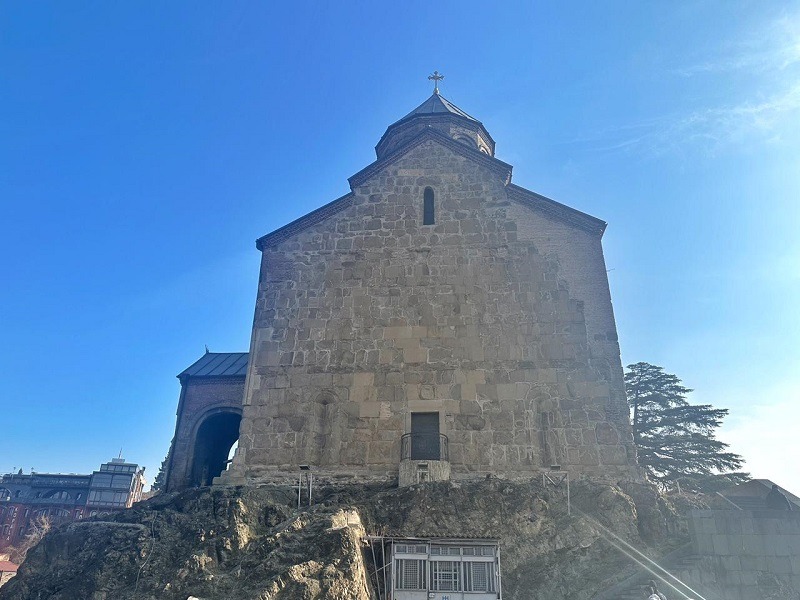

{"left": 375, "top": 92, "right": 495, "bottom": 159}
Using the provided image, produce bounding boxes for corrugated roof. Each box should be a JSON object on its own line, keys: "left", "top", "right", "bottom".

{"left": 178, "top": 352, "right": 248, "bottom": 379}
{"left": 395, "top": 93, "right": 478, "bottom": 125}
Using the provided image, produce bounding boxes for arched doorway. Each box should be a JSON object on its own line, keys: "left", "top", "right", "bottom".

{"left": 190, "top": 410, "right": 241, "bottom": 487}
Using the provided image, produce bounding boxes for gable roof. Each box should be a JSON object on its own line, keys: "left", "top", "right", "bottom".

{"left": 718, "top": 479, "right": 800, "bottom": 510}
{"left": 506, "top": 184, "right": 607, "bottom": 235}
{"left": 178, "top": 352, "right": 248, "bottom": 380}
{"left": 256, "top": 129, "right": 607, "bottom": 249}
{"left": 256, "top": 192, "right": 355, "bottom": 250}
{"left": 351, "top": 126, "right": 512, "bottom": 189}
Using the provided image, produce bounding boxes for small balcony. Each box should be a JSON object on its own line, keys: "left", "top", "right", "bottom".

{"left": 400, "top": 433, "right": 449, "bottom": 461}
{"left": 399, "top": 433, "right": 450, "bottom": 487}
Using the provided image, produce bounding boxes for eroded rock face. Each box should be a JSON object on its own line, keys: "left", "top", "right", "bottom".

{"left": 0, "top": 479, "right": 674, "bottom": 600}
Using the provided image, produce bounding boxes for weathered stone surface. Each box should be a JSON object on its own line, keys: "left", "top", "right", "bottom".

{"left": 398, "top": 459, "right": 450, "bottom": 487}
{"left": 227, "top": 134, "right": 637, "bottom": 485}
{"left": 0, "top": 480, "right": 677, "bottom": 600}
{"left": 167, "top": 378, "right": 245, "bottom": 491}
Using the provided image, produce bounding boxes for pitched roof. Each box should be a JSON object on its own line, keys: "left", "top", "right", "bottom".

{"left": 257, "top": 128, "right": 514, "bottom": 250}
{"left": 719, "top": 479, "right": 800, "bottom": 510}
{"left": 256, "top": 192, "right": 355, "bottom": 250}
{"left": 0, "top": 561, "right": 18, "bottom": 573}
{"left": 177, "top": 352, "right": 248, "bottom": 379}
{"left": 255, "top": 128, "right": 606, "bottom": 248}
{"left": 506, "top": 184, "right": 607, "bottom": 235}
{"left": 351, "top": 127, "right": 512, "bottom": 189}
{"left": 395, "top": 93, "right": 478, "bottom": 125}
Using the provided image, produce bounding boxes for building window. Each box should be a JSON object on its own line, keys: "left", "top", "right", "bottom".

{"left": 395, "top": 559, "right": 426, "bottom": 590}
{"left": 464, "top": 561, "right": 495, "bottom": 592}
{"left": 430, "top": 561, "right": 460, "bottom": 591}
{"left": 423, "top": 187, "right": 435, "bottom": 225}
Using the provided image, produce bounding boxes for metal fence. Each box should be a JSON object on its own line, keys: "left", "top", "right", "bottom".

{"left": 400, "top": 433, "right": 449, "bottom": 461}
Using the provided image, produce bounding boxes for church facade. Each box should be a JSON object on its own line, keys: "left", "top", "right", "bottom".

{"left": 166, "top": 86, "right": 638, "bottom": 490}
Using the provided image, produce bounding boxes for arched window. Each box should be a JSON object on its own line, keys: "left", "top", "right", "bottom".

{"left": 43, "top": 489, "right": 71, "bottom": 500}
{"left": 454, "top": 135, "right": 477, "bottom": 149}
{"left": 423, "top": 187, "right": 435, "bottom": 225}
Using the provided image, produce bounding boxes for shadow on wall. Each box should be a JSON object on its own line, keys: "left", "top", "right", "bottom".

{"left": 190, "top": 412, "right": 241, "bottom": 487}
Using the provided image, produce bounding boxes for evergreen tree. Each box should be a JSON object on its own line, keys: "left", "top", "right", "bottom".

{"left": 625, "top": 362, "right": 748, "bottom": 491}
{"left": 151, "top": 452, "right": 169, "bottom": 493}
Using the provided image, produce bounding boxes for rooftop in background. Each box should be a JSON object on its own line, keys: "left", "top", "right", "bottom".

{"left": 178, "top": 352, "right": 248, "bottom": 380}
{"left": 0, "top": 561, "right": 18, "bottom": 573}
{"left": 718, "top": 479, "right": 800, "bottom": 511}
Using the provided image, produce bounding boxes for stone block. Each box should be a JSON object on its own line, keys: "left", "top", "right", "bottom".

{"left": 712, "top": 534, "right": 731, "bottom": 555}
{"left": 598, "top": 445, "right": 628, "bottom": 465}
{"left": 743, "top": 534, "right": 765, "bottom": 556}
{"left": 768, "top": 555, "right": 793, "bottom": 574}
{"left": 359, "top": 403, "right": 382, "bottom": 418}
{"left": 403, "top": 348, "right": 428, "bottom": 363}
{"left": 594, "top": 422, "right": 619, "bottom": 444}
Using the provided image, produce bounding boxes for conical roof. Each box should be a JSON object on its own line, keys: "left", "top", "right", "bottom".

{"left": 376, "top": 92, "right": 494, "bottom": 158}
{"left": 394, "top": 93, "right": 479, "bottom": 125}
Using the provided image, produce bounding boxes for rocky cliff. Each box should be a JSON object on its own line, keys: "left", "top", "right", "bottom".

{"left": 0, "top": 479, "right": 683, "bottom": 600}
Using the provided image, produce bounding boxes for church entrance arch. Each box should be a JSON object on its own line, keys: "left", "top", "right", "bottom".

{"left": 189, "top": 408, "right": 241, "bottom": 487}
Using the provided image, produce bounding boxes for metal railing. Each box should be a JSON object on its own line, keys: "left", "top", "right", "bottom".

{"left": 400, "top": 433, "right": 449, "bottom": 462}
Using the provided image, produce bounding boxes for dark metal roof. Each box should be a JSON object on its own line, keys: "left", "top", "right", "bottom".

{"left": 395, "top": 93, "right": 478, "bottom": 124}
{"left": 178, "top": 352, "right": 248, "bottom": 379}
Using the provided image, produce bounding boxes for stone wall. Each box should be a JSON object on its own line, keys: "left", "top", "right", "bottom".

{"left": 232, "top": 137, "right": 636, "bottom": 483}
{"left": 398, "top": 459, "right": 451, "bottom": 487}
{"left": 687, "top": 509, "right": 800, "bottom": 599}
{"left": 166, "top": 377, "right": 245, "bottom": 491}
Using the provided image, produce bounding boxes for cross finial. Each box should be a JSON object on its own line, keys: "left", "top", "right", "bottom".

{"left": 428, "top": 70, "right": 444, "bottom": 94}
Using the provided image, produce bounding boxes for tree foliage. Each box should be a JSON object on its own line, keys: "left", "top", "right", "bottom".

{"left": 625, "top": 362, "right": 748, "bottom": 492}
{"left": 151, "top": 452, "right": 169, "bottom": 493}
{"left": 9, "top": 514, "right": 51, "bottom": 564}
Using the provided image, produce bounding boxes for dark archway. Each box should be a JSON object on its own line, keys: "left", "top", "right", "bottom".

{"left": 190, "top": 411, "right": 241, "bottom": 487}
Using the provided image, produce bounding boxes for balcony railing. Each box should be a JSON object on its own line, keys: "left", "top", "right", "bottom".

{"left": 400, "top": 433, "right": 449, "bottom": 462}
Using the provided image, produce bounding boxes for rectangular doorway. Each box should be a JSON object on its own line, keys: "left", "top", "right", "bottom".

{"left": 410, "top": 412, "right": 440, "bottom": 460}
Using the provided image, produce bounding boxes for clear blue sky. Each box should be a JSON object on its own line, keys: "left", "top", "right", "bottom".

{"left": 2, "top": 2, "right": 798, "bottom": 491}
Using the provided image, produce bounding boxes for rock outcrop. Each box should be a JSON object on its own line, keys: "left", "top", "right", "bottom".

{"left": 0, "top": 479, "right": 680, "bottom": 600}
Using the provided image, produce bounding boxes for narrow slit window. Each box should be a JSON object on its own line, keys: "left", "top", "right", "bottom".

{"left": 423, "top": 187, "right": 435, "bottom": 225}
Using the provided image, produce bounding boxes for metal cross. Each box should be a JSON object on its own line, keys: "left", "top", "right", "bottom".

{"left": 428, "top": 71, "right": 444, "bottom": 94}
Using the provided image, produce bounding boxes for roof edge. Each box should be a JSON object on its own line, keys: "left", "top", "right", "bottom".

{"left": 506, "top": 184, "right": 607, "bottom": 236}
{"left": 177, "top": 351, "right": 249, "bottom": 380}
{"left": 351, "top": 127, "right": 512, "bottom": 190}
{"left": 376, "top": 112, "right": 496, "bottom": 156}
{"left": 256, "top": 192, "right": 356, "bottom": 250}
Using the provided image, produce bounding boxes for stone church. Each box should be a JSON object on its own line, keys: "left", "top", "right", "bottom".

{"left": 164, "top": 81, "right": 638, "bottom": 491}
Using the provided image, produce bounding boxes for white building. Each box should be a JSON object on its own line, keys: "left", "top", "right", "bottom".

{"left": 370, "top": 537, "right": 501, "bottom": 600}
